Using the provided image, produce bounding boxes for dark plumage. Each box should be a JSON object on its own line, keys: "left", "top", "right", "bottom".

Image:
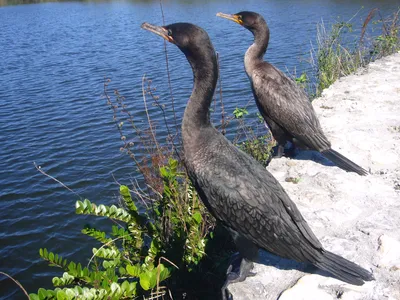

{"left": 217, "top": 11, "right": 368, "bottom": 176}
{"left": 141, "top": 21, "right": 373, "bottom": 298}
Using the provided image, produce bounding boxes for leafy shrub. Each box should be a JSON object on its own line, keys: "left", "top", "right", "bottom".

{"left": 238, "top": 134, "right": 274, "bottom": 167}
{"left": 30, "top": 157, "right": 215, "bottom": 299}
{"left": 370, "top": 9, "right": 400, "bottom": 58}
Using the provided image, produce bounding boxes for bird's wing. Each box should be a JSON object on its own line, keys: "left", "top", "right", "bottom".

{"left": 192, "top": 143, "right": 323, "bottom": 262}
{"left": 251, "top": 64, "right": 331, "bottom": 150}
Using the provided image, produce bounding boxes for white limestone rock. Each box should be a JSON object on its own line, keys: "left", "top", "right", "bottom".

{"left": 377, "top": 235, "right": 400, "bottom": 270}
{"left": 229, "top": 52, "right": 400, "bottom": 300}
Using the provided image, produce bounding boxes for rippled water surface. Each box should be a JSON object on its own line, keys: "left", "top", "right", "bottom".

{"left": 0, "top": 0, "right": 398, "bottom": 298}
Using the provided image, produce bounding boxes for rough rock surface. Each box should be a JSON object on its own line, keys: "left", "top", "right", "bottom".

{"left": 230, "top": 52, "right": 400, "bottom": 300}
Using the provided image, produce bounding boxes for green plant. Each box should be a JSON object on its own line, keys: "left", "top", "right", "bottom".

{"left": 295, "top": 72, "right": 308, "bottom": 89}
{"left": 30, "top": 156, "right": 215, "bottom": 299}
{"left": 285, "top": 177, "right": 301, "bottom": 184}
{"left": 312, "top": 18, "right": 366, "bottom": 96}
{"left": 29, "top": 184, "right": 171, "bottom": 299}
{"left": 30, "top": 186, "right": 176, "bottom": 299}
{"left": 370, "top": 9, "right": 400, "bottom": 58}
{"left": 107, "top": 77, "right": 216, "bottom": 272}
{"left": 256, "top": 112, "right": 264, "bottom": 124}
{"left": 233, "top": 107, "right": 248, "bottom": 119}
{"left": 155, "top": 158, "right": 213, "bottom": 270}
{"left": 230, "top": 107, "right": 275, "bottom": 167}
{"left": 238, "top": 134, "right": 274, "bottom": 167}
{"left": 309, "top": 8, "right": 400, "bottom": 98}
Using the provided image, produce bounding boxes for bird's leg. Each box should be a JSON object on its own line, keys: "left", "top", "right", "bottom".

{"left": 222, "top": 255, "right": 255, "bottom": 300}
{"left": 284, "top": 142, "right": 297, "bottom": 157}
{"left": 265, "top": 122, "right": 284, "bottom": 158}
{"left": 272, "top": 144, "right": 285, "bottom": 158}
{"left": 277, "top": 145, "right": 285, "bottom": 158}
{"left": 222, "top": 229, "right": 259, "bottom": 300}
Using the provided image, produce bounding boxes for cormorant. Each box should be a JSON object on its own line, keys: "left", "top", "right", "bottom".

{"left": 217, "top": 11, "right": 368, "bottom": 176}
{"left": 141, "top": 22, "right": 373, "bottom": 299}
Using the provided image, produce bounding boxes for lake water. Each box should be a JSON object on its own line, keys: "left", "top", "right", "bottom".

{"left": 0, "top": 0, "right": 399, "bottom": 298}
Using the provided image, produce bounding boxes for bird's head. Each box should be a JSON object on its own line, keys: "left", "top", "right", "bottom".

{"left": 216, "top": 11, "right": 264, "bottom": 32}
{"left": 141, "top": 22, "right": 212, "bottom": 61}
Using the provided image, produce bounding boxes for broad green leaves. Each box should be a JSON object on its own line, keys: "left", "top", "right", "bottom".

{"left": 75, "top": 199, "right": 131, "bottom": 223}
{"left": 120, "top": 185, "right": 138, "bottom": 213}
{"left": 233, "top": 107, "right": 249, "bottom": 119}
{"left": 33, "top": 160, "right": 210, "bottom": 299}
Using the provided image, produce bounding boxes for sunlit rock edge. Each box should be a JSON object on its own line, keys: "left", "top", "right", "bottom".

{"left": 229, "top": 52, "right": 400, "bottom": 300}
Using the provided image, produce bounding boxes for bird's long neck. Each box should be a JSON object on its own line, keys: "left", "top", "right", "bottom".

{"left": 182, "top": 48, "right": 218, "bottom": 145}
{"left": 244, "top": 21, "right": 270, "bottom": 76}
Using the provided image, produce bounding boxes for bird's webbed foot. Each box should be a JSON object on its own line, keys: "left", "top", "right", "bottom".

{"left": 221, "top": 254, "right": 256, "bottom": 300}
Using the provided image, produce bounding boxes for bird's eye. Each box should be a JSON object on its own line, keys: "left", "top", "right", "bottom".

{"left": 167, "top": 29, "right": 173, "bottom": 36}
{"left": 237, "top": 15, "right": 242, "bottom": 21}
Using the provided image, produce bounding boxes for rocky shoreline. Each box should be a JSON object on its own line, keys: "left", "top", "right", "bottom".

{"left": 230, "top": 52, "right": 400, "bottom": 300}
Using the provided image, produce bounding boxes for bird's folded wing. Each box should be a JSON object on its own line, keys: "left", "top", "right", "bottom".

{"left": 194, "top": 147, "right": 323, "bottom": 262}
{"left": 252, "top": 65, "right": 331, "bottom": 150}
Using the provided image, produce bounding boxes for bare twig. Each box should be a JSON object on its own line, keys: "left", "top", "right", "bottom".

{"left": 142, "top": 75, "right": 161, "bottom": 154}
{"left": 145, "top": 78, "right": 181, "bottom": 159}
{"left": 104, "top": 78, "right": 143, "bottom": 168}
{"left": 146, "top": 288, "right": 167, "bottom": 300}
{"left": 216, "top": 52, "right": 226, "bottom": 136}
{"left": 156, "top": 256, "right": 179, "bottom": 292}
{"left": 159, "top": 0, "right": 179, "bottom": 140}
{"left": 0, "top": 272, "right": 29, "bottom": 299}
{"left": 128, "top": 178, "right": 158, "bottom": 207}
{"left": 111, "top": 172, "right": 122, "bottom": 187}
{"left": 34, "top": 162, "right": 81, "bottom": 199}
{"left": 360, "top": 8, "right": 378, "bottom": 43}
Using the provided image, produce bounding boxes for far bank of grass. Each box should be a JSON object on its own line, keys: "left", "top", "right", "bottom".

{"left": 303, "top": 8, "right": 400, "bottom": 98}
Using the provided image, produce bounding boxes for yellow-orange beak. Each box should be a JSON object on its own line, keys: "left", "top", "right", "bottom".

{"left": 141, "top": 22, "right": 174, "bottom": 43}
{"left": 216, "top": 12, "right": 243, "bottom": 25}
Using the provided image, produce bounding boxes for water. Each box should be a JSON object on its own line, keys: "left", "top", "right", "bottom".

{"left": 0, "top": 0, "right": 398, "bottom": 298}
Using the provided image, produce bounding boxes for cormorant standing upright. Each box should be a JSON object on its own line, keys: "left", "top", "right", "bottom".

{"left": 217, "top": 11, "right": 368, "bottom": 176}
{"left": 141, "top": 21, "right": 373, "bottom": 299}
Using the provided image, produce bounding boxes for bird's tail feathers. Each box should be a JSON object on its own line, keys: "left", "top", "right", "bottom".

{"left": 322, "top": 149, "right": 368, "bottom": 176}
{"left": 315, "top": 250, "right": 374, "bottom": 285}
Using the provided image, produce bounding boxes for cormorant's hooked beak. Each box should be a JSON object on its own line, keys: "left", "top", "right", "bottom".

{"left": 216, "top": 12, "right": 243, "bottom": 25}
{"left": 141, "top": 22, "right": 174, "bottom": 43}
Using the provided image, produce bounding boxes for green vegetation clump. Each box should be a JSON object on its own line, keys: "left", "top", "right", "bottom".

{"left": 29, "top": 164, "right": 214, "bottom": 299}
{"left": 230, "top": 106, "right": 275, "bottom": 167}
{"left": 232, "top": 107, "right": 249, "bottom": 119}
{"left": 311, "top": 8, "right": 400, "bottom": 97}
{"left": 238, "top": 134, "right": 274, "bottom": 167}
{"left": 315, "top": 20, "right": 364, "bottom": 94}
{"left": 30, "top": 178, "right": 233, "bottom": 299}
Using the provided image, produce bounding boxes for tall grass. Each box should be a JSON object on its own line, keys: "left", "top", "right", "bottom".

{"left": 313, "top": 20, "right": 365, "bottom": 94}
{"left": 311, "top": 8, "right": 400, "bottom": 97}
